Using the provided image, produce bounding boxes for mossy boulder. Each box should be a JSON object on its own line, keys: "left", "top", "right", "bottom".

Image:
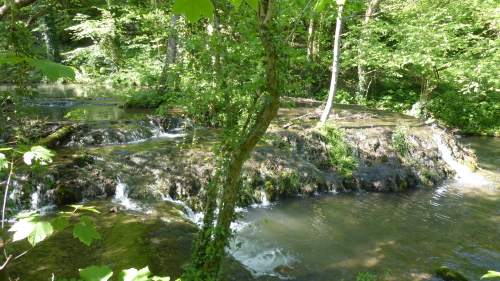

{"left": 435, "top": 266, "right": 468, "bottom": 281}
{"left": 55, "top": 184, "right": 79, "bottom": 205}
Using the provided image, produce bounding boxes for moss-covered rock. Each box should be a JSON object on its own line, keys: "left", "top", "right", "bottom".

{"left": 435, "top": 266, "right": 468, "bottom": 281}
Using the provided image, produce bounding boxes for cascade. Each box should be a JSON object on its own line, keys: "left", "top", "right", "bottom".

{"left": 433, "top": 131, "right": 483, "bottom": 184}
{"left": 257, "top": 168, "right": 270, "bottom": 206}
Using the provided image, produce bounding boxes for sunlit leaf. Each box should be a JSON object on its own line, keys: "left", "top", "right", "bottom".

{"left": 172, "top": 0, "right": 214, "bottom": 23}
{"left": 118, "top": 266, "right": 151, "bottom": 281}
{"left": 23, "top": 146, "right": 56, "bottom": 165}
{"left": 79, "top": 265, "right": 113, "bottom": 281}
{"left": 0, "top": 153, "right": 7, "bottom": 169}
{"left": 28, "top": 221, "right": 53, "bottom": 246}
{"left": 9, "top": 218, "right": 38, "bottom": 242}
{"left": 28, "top": 59, "right": 76, "bottom": 83}
{"left": 481, "top": 271, "right": 500, "bottom": 279}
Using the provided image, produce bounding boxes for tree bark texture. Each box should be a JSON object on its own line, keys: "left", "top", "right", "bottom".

{"left": 320, "top": 4, "right": 344, "bottom": 124}
{"left": 193, "top": 0, "right": 279, "bottom": 278}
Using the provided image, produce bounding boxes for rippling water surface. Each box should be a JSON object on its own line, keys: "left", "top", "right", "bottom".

{"left": 232, "top": 136, "right": 500, "bottom": 281}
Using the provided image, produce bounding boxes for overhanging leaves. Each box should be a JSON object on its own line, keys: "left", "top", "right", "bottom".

{"left": 172, "top": 0, "right": 214, "bottom": 23}
{"left": 28, "top": 59, "right": 76, "bottom": 82}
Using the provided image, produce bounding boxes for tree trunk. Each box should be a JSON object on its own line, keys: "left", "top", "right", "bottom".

{"left": 320, "top": 4, "right": 344, "bottom": 124}
{"left": 160, "top": 14, "right": 180, "bottom": 88}
{"left": 356, "top": 0, "right": 382, "bottom": 98}
{"left": 191, "top": 0, "right": 279, "bottom": 278}
{"left": 307, "top": 17, "right": 316, "bottom": 63}
{"left": 35, "top": 126, "right": 72, "bottom": 148}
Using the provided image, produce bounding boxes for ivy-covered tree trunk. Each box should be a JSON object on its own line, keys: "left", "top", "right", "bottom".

{"left": 189, "top": 0, "right": 279, "bottom": 279}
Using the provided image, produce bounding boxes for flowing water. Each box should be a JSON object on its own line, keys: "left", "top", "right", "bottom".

{"left": 231, "top": 135, "right": 500, "bottom": 280}
{"left": 3, "top": 85, "right": 500, "bottom": 280}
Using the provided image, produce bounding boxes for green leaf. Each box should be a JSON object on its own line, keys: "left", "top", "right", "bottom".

{"left": 0, "top": 153, "right": 7, "bottom": 169}
{"left": 23, "top": 146, "right": 56, "bottom": 165}
{"left": 52, "top": 217, "right": 70, "bottom": 231}
{"left": 228, "top": 0, "right": 242, "bottom": 7}
{"left": 481, "top": 271, "right": 500, "bottom": 279}
{"left": 172, "top": 0, "right": 214, "bottom": 23}
{"left": 0, "top": 55, "right": 32, "bottom": 65}
{"left": 28, "top": 221, "right": 53, "bottom": 246}
{"left": 245, "top": 0, "right": 258, "bottom": 10}
{"left": 80, "top": 215, "right": 97, "bottom": 228}
{"left": 73, "top": 223, "right": 101, "bottom": 246}
{"left": 9, "top": 213, "right": 53, "bottom": 245}
{"left": 58, "top": 212, "right": 73, "bottom": 217}
{"left": 27, "top": 59, "right": 76, "bottom": 83}
{"left": 79, "top": 265, "right": 113, "bottom": 281}
{"left": 314, "top": 0, "right": 333, "bottom": 11}
{"left": 118, "top": 266, "right": 151, "bottom": 281}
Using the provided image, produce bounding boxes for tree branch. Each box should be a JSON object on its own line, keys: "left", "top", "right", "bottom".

{"left": 25, "top": 0, "right": 62, "bottom": 27}
{"left": 0, "top": 0, "right": 38, "bottom": 21}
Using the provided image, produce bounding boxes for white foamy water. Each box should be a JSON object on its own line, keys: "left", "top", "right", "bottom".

{"left": 433, "top": 132, "right": 486, "bottom": 185}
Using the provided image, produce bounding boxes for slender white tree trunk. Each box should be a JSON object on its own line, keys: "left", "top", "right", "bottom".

{"left": 320, "top": 4, "right": 344, "bottom": 124}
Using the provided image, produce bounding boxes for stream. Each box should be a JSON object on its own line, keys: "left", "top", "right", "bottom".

{"left": 230, "top": 144, "right": 500, "bottom": 280}
{"left": 2, "top": 85, "right": 500, "bottom": 280}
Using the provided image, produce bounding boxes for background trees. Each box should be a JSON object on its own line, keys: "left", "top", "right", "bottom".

{"left": 2, "top": 0, "right": 499, "bottom": 133}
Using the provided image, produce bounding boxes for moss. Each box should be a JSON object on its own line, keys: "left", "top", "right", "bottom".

{"left": 279, "top": 170, "right": 300, "bottom": 196}
{"left": 55, "top": 184, "right": 78, "bottom": 205}
{"left": 265, "top": 181, "right": 276, "bottom": 201}
{"left": 381, "top": 156, "right": 389, "bottom": 162}
{"left": 400, "top": 179, "right": 408, "bottom": 190}
{"left": 435, "top": 266, "right": 468, "bottom": 281}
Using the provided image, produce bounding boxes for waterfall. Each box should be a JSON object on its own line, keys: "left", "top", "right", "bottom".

{"left": 433, "top": 132, "right": 482, "bottom": 184}
{"left": 112, "top": 180, "right": 144, "bottom": 211}
{"left": 258, "top": 168, "right": 270, "bottom": 206}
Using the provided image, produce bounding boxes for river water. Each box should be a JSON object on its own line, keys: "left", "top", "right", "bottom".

{"left": 231, "top": 136, "right": 500, "bottom": 280}
{"left": 3, "top": 85, "right": 500, "bottom": 280}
